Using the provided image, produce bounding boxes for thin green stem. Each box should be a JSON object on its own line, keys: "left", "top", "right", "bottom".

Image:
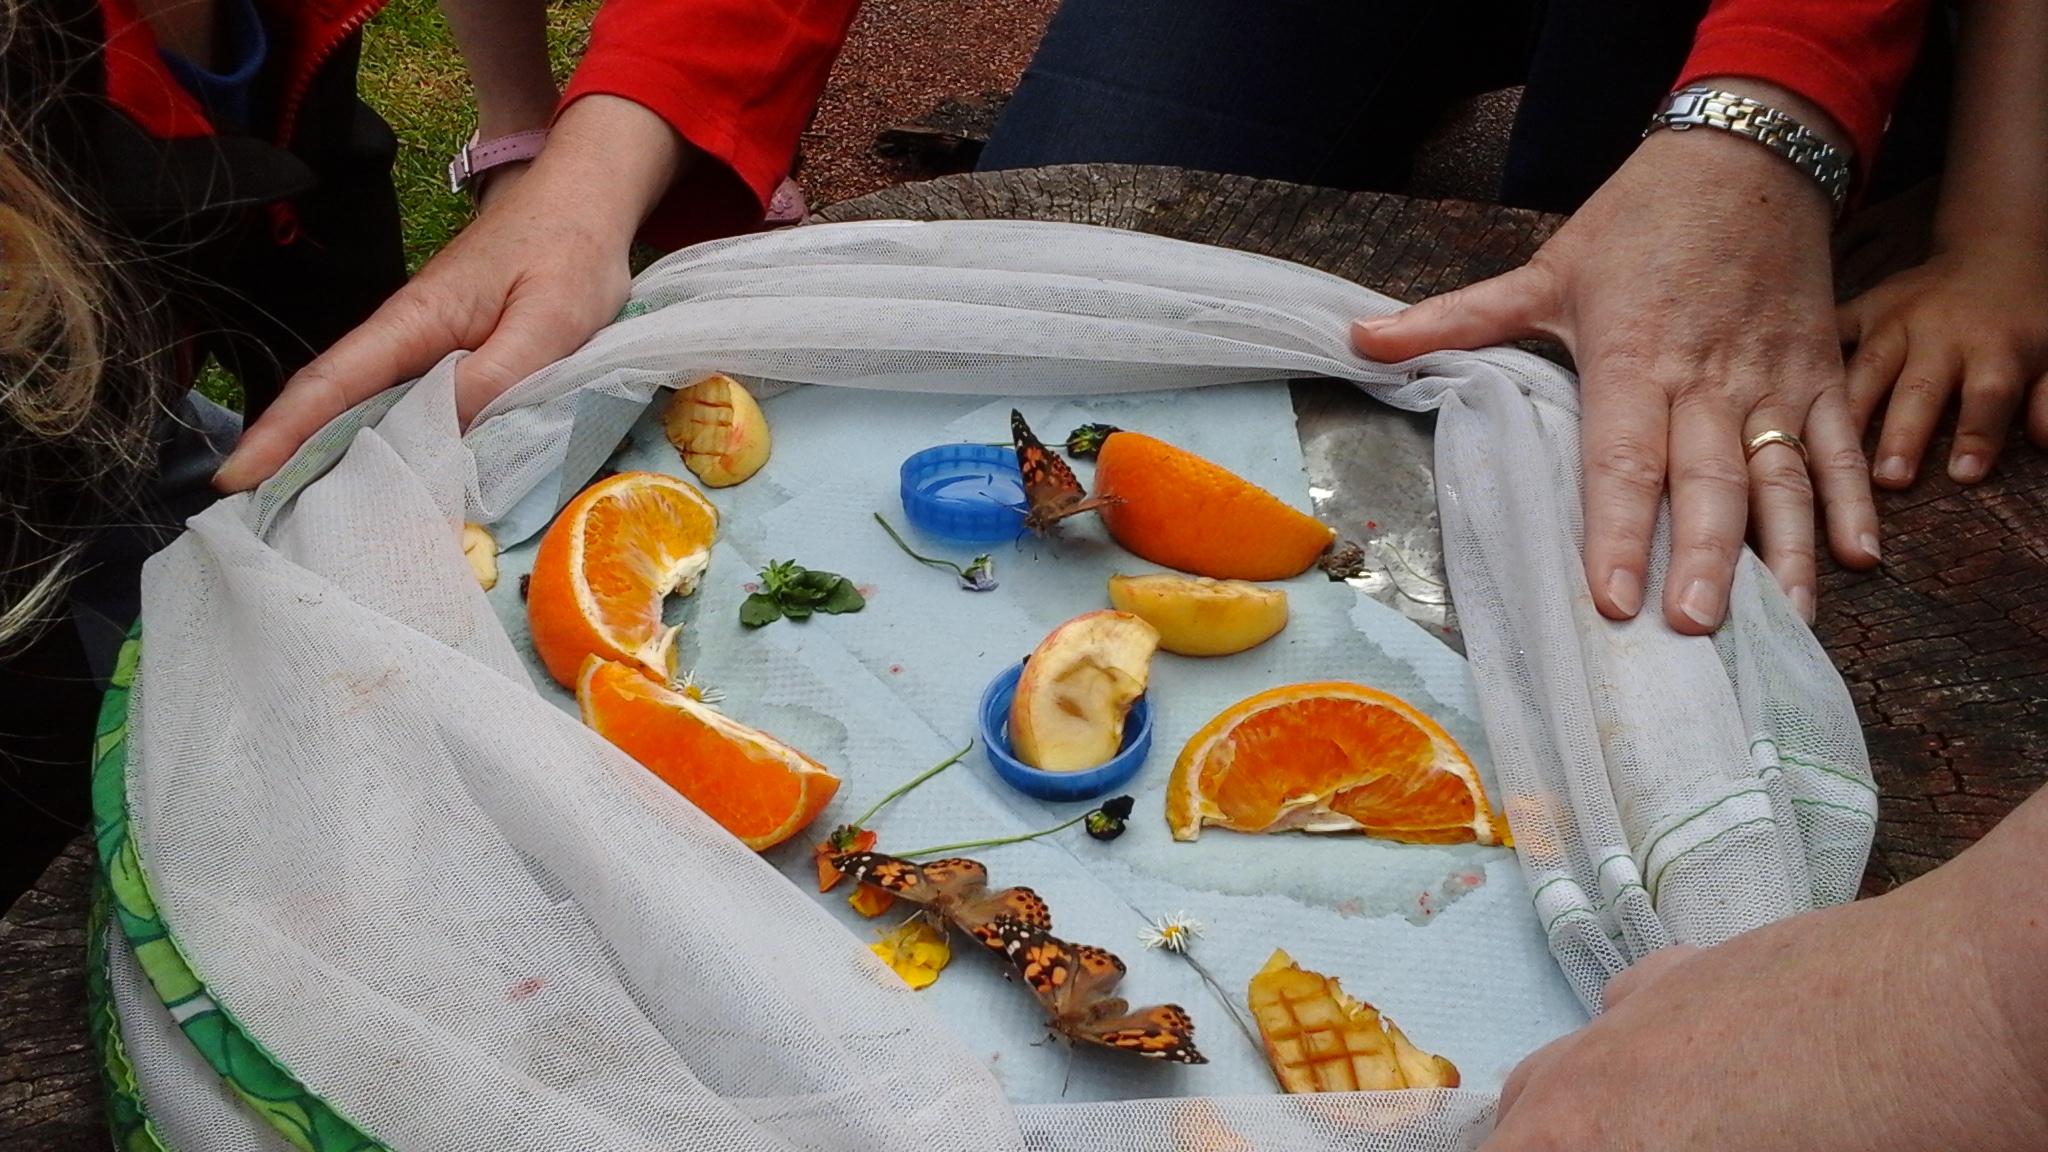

{"left": 897, "top": 810, "right": 1091, "bottom": 859}
{"left": 1181, "top": 953, "right": 1262, "bottom": 1057}
{"left": 850, "top": 740, "right": 973, "bottom": 830}
{"left": 874, "top": 513, "right": 968, "bottom": 577}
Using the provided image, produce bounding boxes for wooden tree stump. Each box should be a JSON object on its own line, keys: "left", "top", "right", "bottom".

{"left": 827, "top": 164, "right": 2048, "bottom": 893}
{"left": 0, "top": 835, "right": 102, "bottom": 1150}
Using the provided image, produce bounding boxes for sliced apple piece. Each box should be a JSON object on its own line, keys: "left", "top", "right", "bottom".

{"left": 1009, "top": 609, "right": 1160, "bottom": 772}
{"left": 1107, "top": 572, "right": 1287, "bottom": 657}
{"left": 663, "top": 373, "right": 772, "bottom": 487}
{"left": 462, "top": 523, "right": 499, "bottom": 590}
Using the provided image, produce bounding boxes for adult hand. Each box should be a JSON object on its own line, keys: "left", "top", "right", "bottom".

{"left": 213, "top": 95, "right": 687, "bottom": 492}
{"left": 1354, "top": 80, "right": 1881, "bottom": 631}
{"left": 1481, "top": 786, "right": 2048, "bottom": 1152}
{"left": 1840, "top": 247, "right": 2048, "bottom": 487}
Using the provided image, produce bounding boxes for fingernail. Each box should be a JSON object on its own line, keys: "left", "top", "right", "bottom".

{"left": 1678, "top": 578, "right": 1722, "bottom": 629}
{"left": 1353, "top": 316, "right": 1396, "bottom": 332}
{"left": 1605, "top": 568, "right": 1643, "bottom": 617}
{"left": 1949, "top": 454, "right": 1986, "bottom": 483}
{"left": 1789, "top": 585, "right": 1815, "bottom": 623}
{"left": 1858, "top": 532, "right": 1882, "bottom": 562}
{"left": 1874, "top": 456, "right": 1912, "bottom": 484}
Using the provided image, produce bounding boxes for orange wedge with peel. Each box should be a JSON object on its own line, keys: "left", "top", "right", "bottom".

{"left": 577, "top": 657, "right": 839, "bottom": 850}
{"left": 1167, "top": 683, "right": 1507, "bottom": 846}
{"left": 528, "top": 471, "right": 719, "bottom": 687}
{"left": 1093, "top": 431, "right": 1334, "bottom": 581}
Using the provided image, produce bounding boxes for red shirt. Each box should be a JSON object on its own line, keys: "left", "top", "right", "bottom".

{"left": 1678, "top": 0, "right": 1933, "bottom": 182}
{"left": 569, "top": 0, "right": 1931, "bottom": 248}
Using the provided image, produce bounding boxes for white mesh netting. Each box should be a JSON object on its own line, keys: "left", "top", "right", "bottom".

{"left": 120, "top": 220, "right": 1872, "bottom": 1151}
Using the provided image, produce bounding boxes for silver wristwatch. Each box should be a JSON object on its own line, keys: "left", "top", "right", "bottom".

{"left": 1646, "top": 86, "right": 1851, "bottom": 213}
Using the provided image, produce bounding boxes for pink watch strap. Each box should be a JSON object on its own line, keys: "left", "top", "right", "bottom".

{"left": 447, "top": 130, "right": 549, "bottom": 195}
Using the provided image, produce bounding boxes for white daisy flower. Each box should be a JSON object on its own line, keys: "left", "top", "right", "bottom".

{"left": 1138, "top": 911, "right": 1204, "bottom": 954}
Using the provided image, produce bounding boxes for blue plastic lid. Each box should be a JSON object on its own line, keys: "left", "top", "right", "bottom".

{"left": 978, "top": 659, "right": 1152, "bottom": 803}
{"left": 900, "top": 444, "right": 1027, "bottom": 545}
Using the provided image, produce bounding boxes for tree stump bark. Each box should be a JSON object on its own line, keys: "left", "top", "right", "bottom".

{"left": 826, "top": 164, "right": 2048, "bottom": 894}
{"left": 0, "top": 834, "right": 102, "bottom": 1150}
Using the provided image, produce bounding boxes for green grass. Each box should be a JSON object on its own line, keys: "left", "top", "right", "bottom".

{"left": 197, "top": 0, "right": 597, "bottom": 410}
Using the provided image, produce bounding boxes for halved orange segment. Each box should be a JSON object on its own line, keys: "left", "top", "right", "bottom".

{"left": 1093, "top": 432, "right": 1335, "bottom": 581}
{"left": 527, "top": 471, "right": 719, "bottom": 687}
{"left": 577, "top": 657, "right": 839, "bottom": 850}
{"left": 1167, "top": 683, "right": 1507, "bottom": 845}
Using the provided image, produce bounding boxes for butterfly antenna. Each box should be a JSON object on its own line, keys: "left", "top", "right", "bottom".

{"left": 1061, "top": 1041, "right": 1076, "bottom": 1097}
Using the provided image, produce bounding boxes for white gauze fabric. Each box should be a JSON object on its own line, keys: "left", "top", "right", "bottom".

{"left": 127, "top": 220, "right": 1872, "bottom": 1151}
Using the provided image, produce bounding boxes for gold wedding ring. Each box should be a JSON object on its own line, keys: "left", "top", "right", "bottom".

{"left": 1744, "top": 429, "right": 1807, "bottom": 464}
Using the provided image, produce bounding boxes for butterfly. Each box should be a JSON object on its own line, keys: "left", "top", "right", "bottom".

{"left": 989, "top": 915, "right": 1207, "bottom": 1063}
{"left": 831, "top": 852, "right": 1053, "bottom": 953}
{"left": 1011, "top": 409, "right": 1121, "bottom": 535}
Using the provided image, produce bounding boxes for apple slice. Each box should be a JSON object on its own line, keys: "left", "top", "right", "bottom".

{"left": 1108, "top": 572, "right": 1287, "bottom": 657}
{"left": 664, "top": 373, "right": 772, "bottom": 487}
{"left": 461, "top": 523, "right": 499, "bottom": 590}
{"left": 1009, "top": 610, "right": 1160, "bottom": 772}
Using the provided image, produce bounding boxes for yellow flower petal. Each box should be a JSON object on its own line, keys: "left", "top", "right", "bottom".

{"left": 870, "top": 919, "right": 951, "bottom": 990}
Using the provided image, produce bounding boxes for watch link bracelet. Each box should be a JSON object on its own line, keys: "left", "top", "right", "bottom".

{"left": 1646, "top": 85, "right": 1851, "bottom": 214}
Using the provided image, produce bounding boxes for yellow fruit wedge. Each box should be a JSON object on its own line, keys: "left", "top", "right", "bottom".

{"left": 1247, "top": 949, "right": 1459, "bottom": 1093}
{"left": 461, "top": 523, "right": 499, "bottom": 590}
{"left": 664, "top": 374, "right": 772, "bottom": 487}
{"left": 1107, "top": 572, "right": 1288, "bottom": 656}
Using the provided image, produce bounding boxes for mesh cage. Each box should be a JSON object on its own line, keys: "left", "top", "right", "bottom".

{"left": 115, "top": 220, "right": 1872, "bottom": 1151}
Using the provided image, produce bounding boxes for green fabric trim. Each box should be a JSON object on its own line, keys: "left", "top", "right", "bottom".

{"left": 87, "top": 874, "right": 176, "bottom": 1152}
{"left": 1748, "top": 738, "right": 1879, "bottom": 795}
{"left": 93, "top": 629, "right": 390, "bottom": 1152}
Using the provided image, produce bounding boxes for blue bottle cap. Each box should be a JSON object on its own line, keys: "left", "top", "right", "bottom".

{"left": 900, "top": 444, "right": 1027, "bottom": 545}
{"left": 978, "top": 659, "right": 1152, "bottom": 803}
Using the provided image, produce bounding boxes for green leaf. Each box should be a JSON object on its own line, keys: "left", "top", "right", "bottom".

{"left": 739, "top": 593, "right": 784, "bottom": 628}
{"left": 758, "top": 560, "right": 802, "bottom": 597}
{"left": 781, "top": 600, "right": 814, "bottom": 620}
{"left": 785, "top": 568, "right": 841, "bottom": 603}
{"left": 817, "top": 577, "right": 867, "bottom": 614}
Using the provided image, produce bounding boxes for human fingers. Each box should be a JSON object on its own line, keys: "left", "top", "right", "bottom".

{"left": 1350, "top": 264, "right": 1561, "bottom": 362}
{"left": 1492, "top": 1032, "right": 1575, "bottom": 1123}
{"left": 1577, "top": 366, "right": 1669, "bottom": 622}
{"left": 1838, "top": 307, "right": 1907, "bottom": 435}
{"left": 1600, "top": 944, "right": 1702, "bottom": 1011}
{"left": 1803, "top": 388, "right": 1882, "bottom": 570}
{"left": 214, "top": 290, "right": 470, "bottom": 492}
{"left": 1869, "top": 341, "right": 1963, "bottom": 489}
{"left": 1661, "top": 397, "right": 1751, "bottom": 634}
{"left": 2029, "top": 369, "right": 2048, "bottom": 448}
{"left": 1742, "top": 414, "right": 1819, "bottom": 620}
{"left": 1946, "top": 350, "right": 2026, "bottom": 483}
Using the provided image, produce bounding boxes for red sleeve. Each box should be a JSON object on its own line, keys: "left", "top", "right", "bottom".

{"left": 561, "top": 0, "right": 862, "bottom": 251}
{"left": 1676, "top": 0, "right": 1932, "bottom": 182}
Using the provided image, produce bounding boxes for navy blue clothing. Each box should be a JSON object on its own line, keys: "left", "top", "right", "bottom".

{"left": 980, "top": 0, "right": 1949, "bottom": 215}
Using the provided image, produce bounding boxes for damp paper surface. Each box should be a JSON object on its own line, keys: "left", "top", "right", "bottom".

{"left": 487, "top": 379, "right": 1587, "bottom": 1103}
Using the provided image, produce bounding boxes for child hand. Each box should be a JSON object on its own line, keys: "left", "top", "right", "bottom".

{"left": 1839, "top": 245, "right": 2048, "bottom": 487}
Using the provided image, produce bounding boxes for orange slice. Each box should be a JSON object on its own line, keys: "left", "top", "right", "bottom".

{"left": 577, "top": 657, "right": 839, "bottom": 850}
{"left": 1093, "top": 432, "right": 1334, "bottom": 581}
{"left": 527, "top": 471, "right": 719, "bottom": 687}
{"left": 1167, "top": 683, "right": 1507, "bottom": 845}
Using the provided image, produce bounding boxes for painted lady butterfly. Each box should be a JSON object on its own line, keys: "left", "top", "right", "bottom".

{"left": 1011, "top": 410, "right": 1121, "bottom": 535}
{"left": 990, "top": 915, "right": 1207, "bottom": 1063}
{"left": 831, "top": 852, "right": 1053, "bottom": 953}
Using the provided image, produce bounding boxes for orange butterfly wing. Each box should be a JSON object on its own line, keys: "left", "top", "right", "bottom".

{"left": 1011, "top": 409, "right": 1120, "bottom": 534}
{"left": 1080, "top": 1003, "right": 1207, "bottom": 1064}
